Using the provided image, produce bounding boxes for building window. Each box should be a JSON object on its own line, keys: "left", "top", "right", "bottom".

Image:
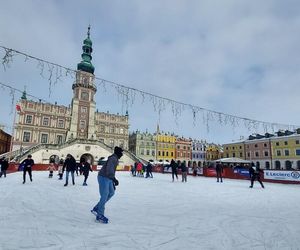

{"left": 247, "top": 152, "right": 250, "bottom": 158}
{"left": 25, "top": 115, "right": 33, "bottom": 124}
{"left": 146, "top": 150, "right": 150, "bottom": 155}
{"left": 284, "top": 141, "right": 288, "bottom": 145}
{"left": 275, "top": 161, "right": 281, "bottom": 170}
{"left": 162, "top": 151, "right": 165, "bottom": 157}
{"left": 80, "top": 120, "right": 86, "bottom": 129}
{"left": 264, "top": 151, "right": 269, "bottom": 157}
{"left": 276, "top": 150, "right": 281, "bottom": 156}
{"left": 255, "top": 144, "right": 258, "bottom": 148}
{"left": 166, "top": 152, "right": 169, "bottom": 157}
{"left": 41, "top": 133, "right": 48, "bottom": 143}
{"left": 226, "top": 153, "right": 229, "bottom": 158}
{"left": 255, "top": 152, "right": 259, "bottom": 157}
{"left": 276, "top": 142, "right": 279, "bottom": 146}
{"left": 296, "top": 149, "right": 300, "bottom": 156}
{"left": 120, "top": 128, "right": 124, "bottom": 134}
{"left": 140, "top": 149, "right": 144, "bottom": 155}
{"left": 81, "top": 107, "right": 87, "bottom": 113}
{"left": 240, "top": 152, "right": 243, "bottom": 157}
{"left": 171, "top": 152, "right": 173, "bottom": 157}
{"left": 296, "top": 140, "right": 300, "bottom": 145}
{"left": 100, "top": 125, "right": 105, "bottom": 133}
{"left": 57, "top": 119, "right": 64, "bottom": 128}
{"left": 177, "top": 145, "right": 180, "bottom": 149}
{"left": 110, "top": 139, "right": 114, "bottom": 147}
{"left": 284, "top": 150, "right": 289, "bottom": 156}
{"left": 110, "top": 126, "right": 115, "bottom": 133}
{"left": 152, "top": 150, "right": 155, "bottom": 156}
{"left": 158, "top": 151, "right": 161, "bottom": 156}
{"left": 264, "top": 143, "right": 267, "bottom": 147}
{"left": 265, "top": 161, "right": 270, "bottom": 169}
{"left": 43, "top": 117, "right": 50, "bottom": 126}
{"left": 57, "top": 135, "right": 63, "bottom": 144}
{"left": 177, "top": 152, "right": 180, "bottom": 157}
{"left": 23, "top": 132, "right": 31, "bottom": 142}
{"left": 232, "top": 153, "right": 236, "bottom": 157}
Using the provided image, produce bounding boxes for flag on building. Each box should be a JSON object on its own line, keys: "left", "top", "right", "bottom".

{"left": 16, "top": 104, "right": 22, "bottom": 112}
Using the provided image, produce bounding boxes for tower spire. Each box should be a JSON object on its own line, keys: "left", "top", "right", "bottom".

{"left": 77, "top": 26, "right": 95, "bottom": 74}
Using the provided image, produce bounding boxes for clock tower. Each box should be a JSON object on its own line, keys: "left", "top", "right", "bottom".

{"left": 67, "top": 26, "right": 97, "bottom": 141}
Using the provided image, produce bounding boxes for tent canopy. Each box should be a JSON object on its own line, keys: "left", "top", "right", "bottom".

{"left": 214, "top": 157, "right": 251, "bottom": 164}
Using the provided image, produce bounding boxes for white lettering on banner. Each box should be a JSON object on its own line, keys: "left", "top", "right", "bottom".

{"left": 264, "top": 170, "right": 300, "bottom": 182}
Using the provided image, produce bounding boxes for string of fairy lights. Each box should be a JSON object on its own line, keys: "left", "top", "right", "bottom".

{"left": 0, "top": 45, "right": 299, "bottom": 134}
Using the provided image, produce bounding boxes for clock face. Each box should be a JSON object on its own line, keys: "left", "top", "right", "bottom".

{"left": 81, "top": 91, "right": 89, "bottom": 101}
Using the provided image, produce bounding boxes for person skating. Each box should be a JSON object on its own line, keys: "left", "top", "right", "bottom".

{"left": 91, "top": 146, "right": 123, "bottom": 224}
{"left": 58, "top": 159, "right": 64, "bottom": 180}
{"left": 216, "top": 161, "right": 224, "bottom": 183}
{"left": 169, "top": 159, "right": 178, "bottom": 182}
{"left": 180, "top": 161, "right": 188, "bottom": 182}
{"left": 249, "top": 162, "right": 264, "bottom": 188}
{"left": 63, "top": 154, "right": 76, "bottom": 186}
{"left": 0, "top": 157, "right": 9, "bottom": 178}
{"left": 21, "top": 154, "right": 34, "bottom": 184}
{"left": 145, "top": 162, "right": 153, "bottom": 178}
{"left": 81, "top": 158, "right": 93, "bottom": 186}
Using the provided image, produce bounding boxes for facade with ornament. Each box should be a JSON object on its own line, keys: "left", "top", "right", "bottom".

{"left": 8, "top": 28, "right": 134, "bottom": 165}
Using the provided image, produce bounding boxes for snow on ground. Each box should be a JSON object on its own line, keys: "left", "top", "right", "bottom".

{"left": 0, "top": 171, "right": 300, "bottom": 250}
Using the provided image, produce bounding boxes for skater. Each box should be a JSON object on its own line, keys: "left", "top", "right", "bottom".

{"left": 192, "top": 162, "right": 197, "bottom": 176}
{"left": 136, "top": 162, "right": 143, "bottom": 177}
{"left": 249, "top": 162, "right": 264, "bottom": 188}
{"left": 216, "top": 161, "right": 223, "bottom": 183}
{"left": 47, "top": 162, "right": 56, "bottom": 178}
{"left": 81, "top": 158, "right": 93, "bottom": 186}
{"left": 0, "top": 157, "right": 9, "bottom": 178}
{"left": 145, "top": 162, "right": 153, "bottom": 178}
{"left": 63, "top": 154, "right": 76, "bottom": 186}
{"left": 91, "top": 146, "right": 123, "bottom": 223}
{"left": 169, "top": 159, "right": 178, "bottom": 182}
{"left": 20, "top": 154, "right": 34, "bottom": 184}
{"left": 47, "top": 158, "right": 56, "bottom": 178}
{"left": 180, "top": 161, "right": 188, "bottom": 182}
{"left": 58, "top": 159, "right": 64, "bottom": 180}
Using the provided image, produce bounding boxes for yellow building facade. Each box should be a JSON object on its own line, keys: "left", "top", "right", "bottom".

{"left": 223, "top": 141, "right": 245, "bottom": 159}
{"left": 156, "top": 133, "right": 176, "bottom": 161}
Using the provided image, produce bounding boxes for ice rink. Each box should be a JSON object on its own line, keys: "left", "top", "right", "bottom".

{"left": 0, "top": 171, "right": 300, "bottom": 250}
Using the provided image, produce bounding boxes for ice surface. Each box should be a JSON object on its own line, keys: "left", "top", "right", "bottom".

{"left": 0, "top": 171, "right": 300, "bottom": 250}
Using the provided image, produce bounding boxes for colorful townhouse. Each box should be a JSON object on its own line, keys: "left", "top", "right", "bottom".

{"left": 155, "top": 131, "right": 176, "bottom": 162}
{"left": 271, "top": 132, "right": 300, "bottom": 170}
{"left": 129, "top": 130, "right": 156, "bottom": 161}
{"left": 192, "top": 139, "right": 206, "bottom": 167}
{"left": 175, "top": 137, "right": 192, "bottom": 165}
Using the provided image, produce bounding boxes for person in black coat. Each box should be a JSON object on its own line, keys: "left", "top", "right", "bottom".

{"left": 216, "top": 162, "right": 224, "bottom": 183}
{"left": 179, "top": 161, "right": 188, "bottom": 182}
{"left": 145, "top": 162, "right": 153, "bottom": 178}
{"left": 63, "top": 154, "right": 77, "bottom": 186}
{"left": 169, "top": 159, "right": 178, "bottom": 182}
{"left": 249, "top": 162, "right": 264, "bottom": 188}
{"left": 81, "top": 158, "right": 93, "bottom": 186}
{"left": 21, "top": 154, "right": 34, "bottom": 184}
{"left": 0, "top": 157, "right": 9, "bottom": 178}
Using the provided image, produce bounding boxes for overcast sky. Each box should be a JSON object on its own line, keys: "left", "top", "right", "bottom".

{"left": 1, "top": 0, "right": 300, "bottom": 144}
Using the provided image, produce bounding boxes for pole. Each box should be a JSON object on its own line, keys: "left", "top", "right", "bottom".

{"left": 9, "top": 108, "right": 17, "bottom": 162}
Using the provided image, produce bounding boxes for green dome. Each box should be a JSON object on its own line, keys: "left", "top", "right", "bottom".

{"left": 77, "top": 26, "right": 95, "bottom": 74}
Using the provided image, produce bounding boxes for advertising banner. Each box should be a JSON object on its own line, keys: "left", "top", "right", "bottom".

{"left": 264, "top": 170, "right": 300, "bottom": 182}
{"left": 206, "top": 168, "right": 216, "bottom": 177}
{"left": 233, "top": 168, "right": 250, "bottom": 178}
